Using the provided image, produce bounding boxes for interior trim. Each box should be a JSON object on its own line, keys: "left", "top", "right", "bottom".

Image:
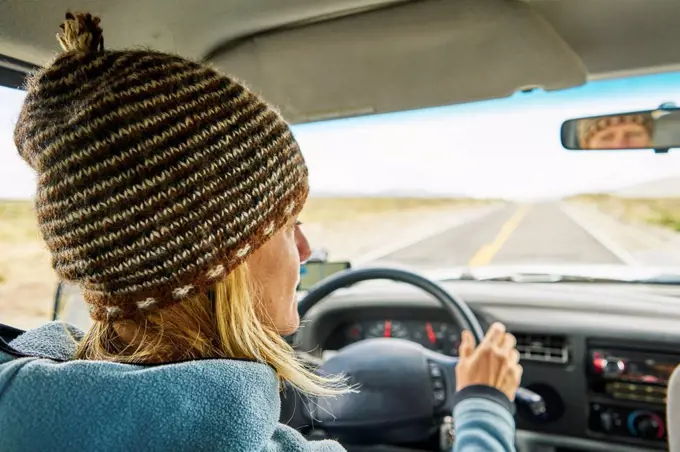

{"left": 587, "top": 63, "right": 680, "bottom": 82}
{"left": 516, "top": 430, "right": 661, "bottom": 452}
{"left": 204, "top": 0, "right": 416, "bottom": 61}
{"left": 0, "top": 54, "right": 36, "bottom": 89}
{"left": 0, "top": 66, "right": 27, "bottom": 89}
{"left": 0, "top": 54, "right": 38, "bottom": 73}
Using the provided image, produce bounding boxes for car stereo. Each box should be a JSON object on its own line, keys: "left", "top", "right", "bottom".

{"left": 586, "top": 346, "right": 680, "bottom": 448}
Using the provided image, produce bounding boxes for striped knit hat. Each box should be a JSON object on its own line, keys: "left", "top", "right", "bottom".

{"left": 14, "top": 12, "right": 309, "bottom": 321}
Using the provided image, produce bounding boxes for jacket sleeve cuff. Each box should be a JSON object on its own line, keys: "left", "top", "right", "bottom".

{"left": 451, "top": 385, "right": 515, "bottom": 416}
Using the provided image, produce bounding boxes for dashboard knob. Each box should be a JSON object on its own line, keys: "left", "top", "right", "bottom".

{"left": 627, "top": 410, "right": 665, "bottom": 439}
{"left": 601, "top": 358, "right": 625, "bottom": 377}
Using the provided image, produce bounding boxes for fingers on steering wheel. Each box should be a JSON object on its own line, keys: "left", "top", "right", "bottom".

{"left": 510, "top": 349, "right": 520, "bottom": 364}
{"left": 501, "top": 332, "right": 516, "bottom": 353}
{"left": 501, "top": 361, "right": 523, "bottom": 399}
{"left": 513, "top": 362, "right": 524, "bottom": 384}
{"left": 497, "top": 348, "right": 521, "bottom": 387}
{"left": 488, "top": 324, "right": 508, "bottom": 359}
{"left": 484, "top": 322, "right": 506, "bottom": 347}
{"left": 459, "top": 330, "right": 475, "bottom": 358}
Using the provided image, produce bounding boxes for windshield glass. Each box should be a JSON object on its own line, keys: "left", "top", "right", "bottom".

{"left": 290, "top": 71, "right": 680, "bottom": 275}
{"left": 3, "top": 73, "right": 680, "bottom": 329}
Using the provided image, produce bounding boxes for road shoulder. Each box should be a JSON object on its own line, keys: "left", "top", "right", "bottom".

{"left": 561, "top": 201, "right": 680, "bottom": 266}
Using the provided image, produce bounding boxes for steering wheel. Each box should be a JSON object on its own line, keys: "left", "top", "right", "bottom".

{"left": 296, "top": 267, "right": 546, "bottom": 447}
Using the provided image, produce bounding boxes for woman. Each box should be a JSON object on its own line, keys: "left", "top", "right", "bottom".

{"left": 0, "top": 12, "right": 522, "bottom": 451}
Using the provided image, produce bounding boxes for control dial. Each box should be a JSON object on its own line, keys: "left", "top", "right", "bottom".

{"left": 602, "top": 358, "right": 625, "bottom": 377}
{"left": 627, "top": 410, "right": 665, "bottom": 440}
{"left": 592, "top": 352, "right": 626, "bottom": 377}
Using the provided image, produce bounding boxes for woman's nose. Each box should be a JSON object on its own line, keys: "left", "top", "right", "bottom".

{"left": 295, "top": 226, "right": 312, "bottom": 262}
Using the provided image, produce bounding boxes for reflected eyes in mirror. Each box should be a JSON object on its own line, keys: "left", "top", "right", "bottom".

{"left": 561, "top": 107, "right": 680, "bottom": 151}
{"left": 588, "top": 123, "right": 651, "bottom": 149}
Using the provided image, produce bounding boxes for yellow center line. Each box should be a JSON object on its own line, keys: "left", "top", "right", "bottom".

{"left": 467, "top": 204, "right": 532, "bottom": 267}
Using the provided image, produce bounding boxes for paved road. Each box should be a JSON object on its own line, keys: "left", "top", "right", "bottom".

{"left": 372, "top": 202, "right": 623, "bottom": 269}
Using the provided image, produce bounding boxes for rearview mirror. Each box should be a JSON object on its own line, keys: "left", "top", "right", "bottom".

{"left": 561, "top": 106, "right": 680, "bottom": 152}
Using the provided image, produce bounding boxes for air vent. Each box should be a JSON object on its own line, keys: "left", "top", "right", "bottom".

{"left": 514, "top": 333, "right": 569, "bottom": 364}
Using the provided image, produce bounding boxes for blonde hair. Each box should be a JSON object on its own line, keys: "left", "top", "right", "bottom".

{"left": 76, "top": 264, "right": 349, "bottom": 397}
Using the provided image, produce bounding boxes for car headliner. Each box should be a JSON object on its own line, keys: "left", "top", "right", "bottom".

{"left": 0, "top": 0, "right": 678, "bottom": 123}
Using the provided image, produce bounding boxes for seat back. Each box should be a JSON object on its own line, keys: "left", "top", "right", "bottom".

{"left": 668, "top": 364, "right": 680, "bottom": 450}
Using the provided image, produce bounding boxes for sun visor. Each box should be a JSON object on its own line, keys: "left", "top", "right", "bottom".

{"left": 209, "top": 0, "right": 587, "bottom": 123}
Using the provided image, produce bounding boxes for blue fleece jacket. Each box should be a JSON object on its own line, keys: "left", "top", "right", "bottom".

{"left": 0, "top": 322, "right": 515, "bottom": 451}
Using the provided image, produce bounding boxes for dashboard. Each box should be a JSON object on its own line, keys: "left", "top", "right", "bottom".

{"left": 292, "top": 279, "right": 680, "bottom": 452}
{"left": 323, "top": 319, "right": 461, "bottom": 357}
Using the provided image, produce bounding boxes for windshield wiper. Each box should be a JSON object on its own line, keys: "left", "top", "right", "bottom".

{"left": 459, "top": 273, "right": 620, "bottom": 283}
{"left": 455, "top": 272, "right": 680, "bottom": 284}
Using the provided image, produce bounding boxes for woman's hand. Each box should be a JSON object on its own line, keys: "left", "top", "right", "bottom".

{"left": 455, "top": 322, "right": 522, "bottom": 401}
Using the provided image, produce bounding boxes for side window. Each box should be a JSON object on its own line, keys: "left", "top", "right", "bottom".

{"left": 0, "top": 85, "right": 56, "bottom": 330}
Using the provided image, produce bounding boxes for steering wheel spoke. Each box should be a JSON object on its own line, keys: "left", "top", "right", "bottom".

{"left": 424, "top": 349, "right": 459, "bottom": 416}
{"left": 307, "top": 338, "right": 458, "bottom": 445}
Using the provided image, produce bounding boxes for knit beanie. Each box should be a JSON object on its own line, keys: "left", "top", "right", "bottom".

{"left": 577, "top": 113, "right": 653, "bottom": 148}
{"left": 13, "top": 12, "right": 309, "bottom": 321}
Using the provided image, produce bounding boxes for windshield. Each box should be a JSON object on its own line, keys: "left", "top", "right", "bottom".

{"left": 3, "top": 73, "right": 680, "bottom": 329}
{"left": 290, "top": 72, "right": 680, "bottom": 277}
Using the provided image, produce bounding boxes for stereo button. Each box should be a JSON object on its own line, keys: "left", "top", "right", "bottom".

{"left": 602, "top": 358, "right": 626, "bottom": 377}
{"left": 600, "top": 412, "right": 613, "bottom": 432}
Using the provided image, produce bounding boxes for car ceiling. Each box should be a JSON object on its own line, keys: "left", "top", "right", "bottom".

{"left": 1, "top": 0, "right": 678, "bottom": 123}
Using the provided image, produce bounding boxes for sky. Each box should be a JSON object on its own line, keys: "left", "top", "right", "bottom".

{"left": 2, "top": 72, "right": 680, "bottom": 201}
